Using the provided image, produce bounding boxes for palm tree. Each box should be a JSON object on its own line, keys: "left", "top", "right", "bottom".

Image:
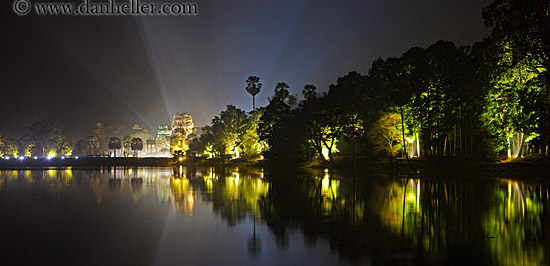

{"left": 123, "top": 135, "right": 132, "bottom": 156}
{"left": 131, "top": 137, "right": 143, "bottom": 156}
{"left": 86, "top": 136, "right": 99, "bottom": 156}
{"left": 108, "top": 137, "right": 121, "bottom": 157}
{"left": 274, "top": 82, "right": 289, "bottom": 101}
{"left": 246, "top": 76, "right": 262, "bottom": 110}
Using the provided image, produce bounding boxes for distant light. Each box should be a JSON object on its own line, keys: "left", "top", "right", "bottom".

{"left": 33, "top": 157, "right": 38, "bottom": 160}
{"left": 5, "top": 157, "right": 10, "bottom": 160}
{"left": 47, "top": 156, "right": 52, "bottom": 160}
{"left": 75, "top": 156, "right": 79, "bottom": 159}
{"left": 179, "top": 157, "right": 183, "bottom": 161}
{"left": 19, "top": 156, "right": 24, "bottom": 160}
{"left": 61, "top": 156, "right": 66, "bottom": 159}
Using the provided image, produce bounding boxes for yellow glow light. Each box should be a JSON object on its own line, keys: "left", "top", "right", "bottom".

{"left": 321, "top": 147, "right": 329, "bottom": 161}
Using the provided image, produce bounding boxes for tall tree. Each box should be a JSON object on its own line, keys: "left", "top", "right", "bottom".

{"left": 274, "top": 82, "right": 290, "bottom": 101}
{"left": 123, "top": 135, "right": 132, "bottom": 155}
{"left": 483, "top": 0, "right": 550, "bottom": 152}
{"left": 131, "top": 137, "right": 144, "bottom": 155}
{"left": 86, "top": 136, "right": 99, "bottom": 156}
{"left": 211, "top": 105, "right": 247, "bottom": 157}
{"left": 108, "top": 137, "right": 121, "bottom": 157}
{"left": 246, "top": 76, "right": 262, "bottom": 110}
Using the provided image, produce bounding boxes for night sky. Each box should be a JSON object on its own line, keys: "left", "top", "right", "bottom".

{"left": 1, "top": 0, "right": 492, "bottom": 138}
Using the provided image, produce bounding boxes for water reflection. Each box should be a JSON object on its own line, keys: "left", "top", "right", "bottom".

{"left": 0, "top": 167, "right": 549, "bottom": 265}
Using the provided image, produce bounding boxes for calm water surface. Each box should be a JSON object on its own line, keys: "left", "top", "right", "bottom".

{"left": 0, "top": 167, "right": 549, "bottom": 265}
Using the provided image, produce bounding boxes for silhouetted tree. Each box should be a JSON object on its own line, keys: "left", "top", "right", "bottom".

{"left": 108, "top": 137, "right": 121, "bottom": 157}
{"left": 246, "top": 76, "right": 262, "bottom": 110}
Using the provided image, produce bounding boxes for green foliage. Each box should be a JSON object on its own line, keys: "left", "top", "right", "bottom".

{"left": 367, "top": 113, "right": 403, "bottom": 157}
{"left": 170, "top": 134, "right": 188, "bottom": 155}
{"left": 211, "top": 105, "right": 247, "bottom": 156}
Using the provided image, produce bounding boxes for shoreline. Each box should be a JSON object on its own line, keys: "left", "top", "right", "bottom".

{"left": 1, "top": 156, "right": 549, "bottom": 180}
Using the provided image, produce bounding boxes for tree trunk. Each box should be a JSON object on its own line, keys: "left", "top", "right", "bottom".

{"left": 517, "top": 132, "right": 525, "bottom": 158}
{"left": 253, "top": 95, "right": 256, "bottom": 110}
{"left": 453, "top": 125, "right": 457, "bottom": 155}
{"left": 443, "top": 136, "right": 447, "bottom": 156}
{"left": 400, "top": 106, "right": 410, "bottom": 163}
{"left": 352, "top": 138, "right": 356, "bottom": 168}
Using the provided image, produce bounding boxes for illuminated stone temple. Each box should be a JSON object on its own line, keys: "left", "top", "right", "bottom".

{"left": 141, "top": 113, "right": 196, "bottom": 156}
{"left": 171, "top": 112, "right": 195, "bottom": 136}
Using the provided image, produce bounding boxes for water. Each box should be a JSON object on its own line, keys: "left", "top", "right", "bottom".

{"left": 0, "top": 167, "right": 549, "bottom": 265}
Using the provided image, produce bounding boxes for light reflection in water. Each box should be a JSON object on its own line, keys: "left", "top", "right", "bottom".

{"left": 0, "top": 168, "right": 549, "bottom": 265}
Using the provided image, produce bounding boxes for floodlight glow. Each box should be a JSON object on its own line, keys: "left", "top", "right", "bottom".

{"left": 61, "top": 156, "right": 66, "bottom": 159}
{"left": 5, "top": 157, "right": 10, "bottom": 160}
{"left": 179, "top": 157, "right": 183, "bottom": 161}
{"left": 33, "top": 157, "right": 38, "bottom": 160}
{"left": 19, "top": 156, "right": 24, "bottom": 160}
{"left": 75, "top": 156, "right": 79, "bottom": 159}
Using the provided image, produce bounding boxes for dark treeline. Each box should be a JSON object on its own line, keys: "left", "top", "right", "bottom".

{"left": 2, "top": 0, "right": 548, "bottom": 165}
{"left": 189, "top": 0, "right": 549, "bottom": 165}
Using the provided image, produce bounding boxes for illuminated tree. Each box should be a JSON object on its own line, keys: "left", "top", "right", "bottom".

{"left": 246, "top": 76, "right": 262, "bottom": 110}
{"left": 211, "top": 105, "right": 247, "bottom": 157}
{"left": 123, "top": 135, "right": 132, "bottom": 155}
{"left": 25, "top": 118, "right": 66, "bottom": 157}
{"left": 241, "top": 109, "right": 268, "bottom": 156}
{"left": 483, "top": 0, "right": 550, "bottom": 153}
{"left": 367, "top": 113, "right": 403, "bottom": 157}
{"left": 60, "top": 141, "right": 73, "bottom": 156}
{"left": 480, "top": 37, "right": 544, "bottom": 157}
{"left": 86, "top": 136, "right": 99, "bottom": 155}
{"left": 170, "top": 133, "right": 188, "bottom": 156}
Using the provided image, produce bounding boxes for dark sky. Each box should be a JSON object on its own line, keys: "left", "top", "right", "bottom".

{"left": 1, "top": 0, "right": 492, "bottom": 138}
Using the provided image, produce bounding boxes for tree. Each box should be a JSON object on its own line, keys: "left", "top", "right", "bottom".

{"left": 170, "top": 133, "right": 188, "bottom": 156}
{"left": 241, "top": 109, "right": 268, "bottom": 156}
{"left": 123, "top": 135, "right": 132, "bottom": 155}
{"left": 131, "top": 137, "right": 143, "bottom": 155}
{"left": 25, "top": 118, "right": 66, "bottom": 157}
{"left": 302, "top": 85, "right": 318, "bottom": 100}
{"left": 93, "top": 122, "right": 108, "bottom": 153}
{"left": 211, "top": 105, "right": 247, "bottom": 157}
{"left": 60, "top": 141, "right": 73, "bottom": 156}
{"left": 483, "top": 0, "right": 550, "bottom": 154}
{"left": 86, "top": 136, "right": 99, "bottom": 156}
{"left": 74, "top": 139, "right": 87, "bottom": 156}
{"left": 108, "top": 137, "right": 121, "bottom": 157}
{"left": 274, "top": 82, "right": 290, "bottom": 101}
{"left": 367, "top": 113, "right": 403, "bottom": 157}
{"left": 155, "top": 136, "right": 170, "bottom": 153}
{"left": 246, "top": 76, "right": 262, "bottom": 110}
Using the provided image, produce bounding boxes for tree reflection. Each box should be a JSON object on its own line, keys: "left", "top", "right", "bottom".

{"left": 2, "top": 167, "right": 549, "bottom": 264}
